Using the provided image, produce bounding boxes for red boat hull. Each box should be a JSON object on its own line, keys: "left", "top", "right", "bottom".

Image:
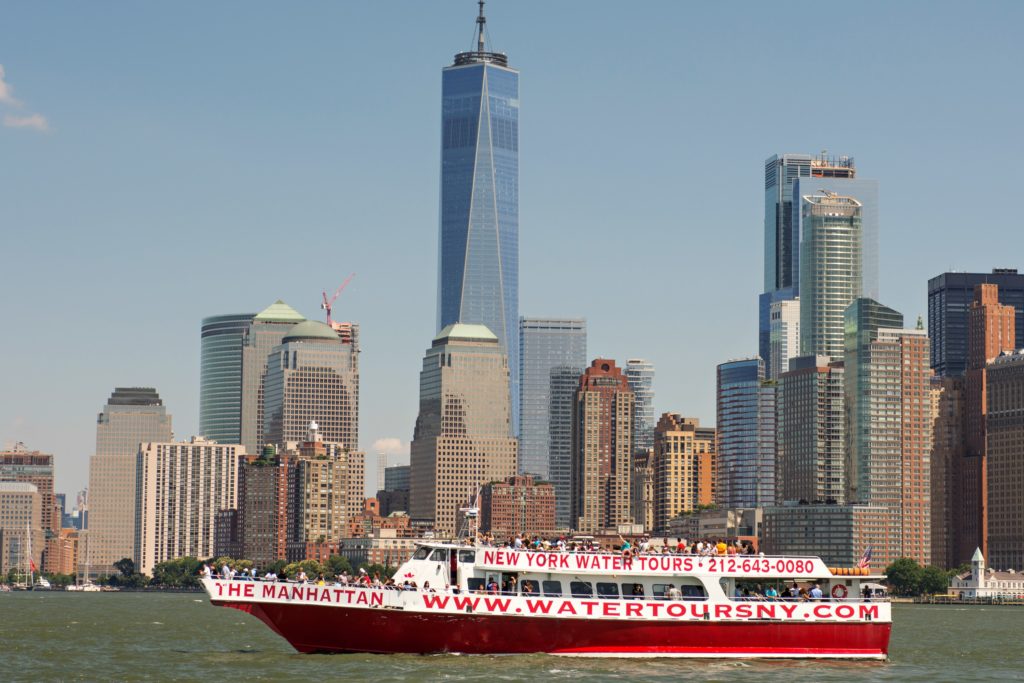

{"left": 217, "top": 600, "right": 891, "bottom": 658}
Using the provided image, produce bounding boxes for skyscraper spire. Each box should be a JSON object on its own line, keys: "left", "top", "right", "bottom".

{"left": 477, "top": 0, "right": 487, "bottom": 55}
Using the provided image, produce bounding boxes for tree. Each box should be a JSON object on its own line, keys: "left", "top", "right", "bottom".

{"left": 326, "top": 555, "right": 353, "bottom": 577}
{"left": 150, "top": 557, "right": 202, "bottom": 588}
{"left": 114, "top": 558, "right": 136, "bottom": 577}
{"left": 359, "top": 562, "right": 396, "bottom": 579}
{"left": 919, "top": 565, "right": 949, "bottom": 596}
{"left": 282, "top": 560, "right": 324, "bottom": 580}
{"left": 885, "top": 557, "right": 923, "bottom": 596}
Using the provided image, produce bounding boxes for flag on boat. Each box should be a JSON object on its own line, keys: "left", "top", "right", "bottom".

{"left": 29, "top": 558, "right": 37, "bottom": 572}
{"left": 856, "top": 546, "right": 872, "bottom": 569}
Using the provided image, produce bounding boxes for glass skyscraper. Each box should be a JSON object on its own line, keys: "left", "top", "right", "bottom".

{"left": 625, "top": 359, "right": 656, "bottom": 454}
{"left": 518, "top": 318, "right": 586, "bottom": 527}
{"left": 715, "top": 358, "right": 776, "bottom": 508}
{"left": 437, "top": 8, "right": 519, "bottom": 434}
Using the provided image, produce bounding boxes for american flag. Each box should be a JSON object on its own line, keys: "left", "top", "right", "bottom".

{"left": 857, "top": 546, "right": 873, "bottom": 569}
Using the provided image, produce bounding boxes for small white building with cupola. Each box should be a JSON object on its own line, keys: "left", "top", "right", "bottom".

{"left": 950, "top": 548, "right": 1024, "bottom": 599}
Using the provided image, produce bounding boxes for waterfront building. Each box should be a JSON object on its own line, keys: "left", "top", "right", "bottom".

{"left": 285, "top": 424, "right": 366, "bottom": 561}
{"left": 571, "top": 359, "right": 634, "bottom": 534}
{"left": 346, "top": 499, "right": 412, "bottom": 539}
{"left": 776, "top": 356, "right": 845, "bottom": 505}
{"left": 437, "top": 5, "right": 519, "bottom": 435}
{"left": 844, "top": 301, "right": 933, "bottom": 565}
{"left": 0, "top": 444, "right": 57, "bottom": 535}
{"left": 262, "top": 320, "right": 359, "bottom": 450}
{"left": 336, "top": 528, "right": 422, "bottom": 569}
{"left": 236, "top": 446, "right": 293, "bottom": 567}
{"left": 667, "top": 508, "right": 762, "bottom": 547}
{"left": 409, "top": 324, "right": 518, "bottom": 536}
{"left": 88, "top": 387, "right": 173, "bottom": 574}
{"left": 929, "top": 375, "right": 963, "bottom": 569}
{"left": 0, "top": 482, "right": 43, "bottom": 576}
{"left": 715, "top": 358, "right": 775, "bottom": 508}
{"left": 950, "top": 549, "right": 1024, "bottom": 598}
{"left": 479, "top": 475, "right": 556, "bottom": 538}
{"left": 956, "top": 284, "right": 1016, "bottom": 564}
{"left": 985, "top": 350, "right": 1024, "bottom": 571}
{"left": 651, "top": 414, "right": 715, "bottom": 534}
{"left": 768, "top": 297, "right": 800, "bottom": 379}
{"left": 799, "top": 192, "right": 864, "bottom": 360}
{"left": 761, "top": 503, "right": 893, "bottom": 571}
{"left": 134, "top": 437, "right": 245, "bottom": 576}
{"left": 518, "top": 318, "right": 586, "bottom": 481}
{"left": 200, "top": 301, "right": 307, "bottom": 452}
{"left": 927, "top": 269, "right": 1024, "bottom": 377}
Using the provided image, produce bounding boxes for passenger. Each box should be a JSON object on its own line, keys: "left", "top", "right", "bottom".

{"left": 863, "top": 584, "right": 872, "bottom": 602}
{"left": 788, "top": 582, "right": 800, "bottom": 599}
{"left": 316, "top": 574, "right": 325, "bottom": 587}
{"left": 810, "top": 583, "right": 824, "bottom": 600}
{"left": 716, "top": 539, "right": 728, "bottom": 555}
{"left": 423, "top": 581, "right": 435, "bottom": 593}
{"left": 765, "top": 585, "right": 779, "bottom": 600}
{"left": 632, "top": 583, "right": 645, "bottom": 599}
{"left": 486, "top": 578, "right": 499, "bottom": 594}
{"left": 522, "top": 582, "right": 534, "bottom": 595}
{"left": 667, "top": 584, "right": 682, "bottom": 600}
{"left": 296, "top": 570, "right": 309, "bottom": 583}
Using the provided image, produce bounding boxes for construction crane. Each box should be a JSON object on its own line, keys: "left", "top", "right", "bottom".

{"left": 321, "top": 273, "right": 355, "bottom": 327}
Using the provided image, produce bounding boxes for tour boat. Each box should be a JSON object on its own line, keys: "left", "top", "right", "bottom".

{"left": 203, "top": 542, "right": 891, "bottom": 658}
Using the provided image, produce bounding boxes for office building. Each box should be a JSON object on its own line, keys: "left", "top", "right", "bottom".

{"left": 0, "top": 482, "right": 43, "bottom": 575}
{"left": 0, "top": 444, "right": 57, "bottom": 535}
{"left": 928, "top": 269, "right": 1024, "bottom": 377}
{"left": 571, "top": 359, "right": 634, "bottom": 533}
{"left": 518, "top": 318, "right": 586, "bottom": 480}
{"left": 762, "top": 503, "right": 893, "bottom": 570}
{"left": 626, "top": 359, "right": 656, "bottom": 455}
{"left": 384, "top": 465, "right": 410, "bottom": 492}
{"left": 776, "top": 356, "right": 845, "bottom": 505}
{"left": 200, "top": 301, "right": 306, "bottom": 452}
{"left": 236, "top": 446, "right": 293, "bottom": 567}
{"left": 651, "top": 414, "right": 716, "bottom": 534}
{"left": 409, "top": 324, "right": 518, "bottom": 535}
{"left": 479, "top": 475, "right": 556, "bottom": 538}
{"left": 986, "top": 350, "right": 1024, "bottom": 571}
{"left": 437, "top": 5, "right": 520, "bottom": 435}
{"left": 768, "top": 297, "right": 800, "bottom": 379}
{"left": 929, "top": 376, "right": 963, "bottom": 569}
{"left": 88, "top": 388, "right": 173, "bottom": 573}
{"left": 134, "top": 437, "right": 245, "bottom": 576}
{"left": 799, "top": 192, "right": 864, "bottom": 360}
{"left": 716, "top": 358, "right": 775, "bottom": 508}
{"left": 262, "top": 320, "right": 359, "bottom": 450}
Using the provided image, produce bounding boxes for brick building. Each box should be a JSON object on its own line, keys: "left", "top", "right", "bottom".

{"left": 480, "top": 475, "right": 556, "bottom": 538}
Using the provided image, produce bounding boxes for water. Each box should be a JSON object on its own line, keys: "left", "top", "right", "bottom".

{"left": 2, "top": 593, "right": 1023, "bottom": 682}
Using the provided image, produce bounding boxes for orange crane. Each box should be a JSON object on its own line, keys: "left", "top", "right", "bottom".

{"left": 322, "top": 273, "right": 355, "bottom": 327}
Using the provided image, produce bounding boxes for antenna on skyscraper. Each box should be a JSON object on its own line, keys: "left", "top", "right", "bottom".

{"left": 476, "top": 0, "right": 487, "bottom": 54}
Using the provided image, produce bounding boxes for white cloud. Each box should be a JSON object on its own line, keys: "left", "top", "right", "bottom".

{"left": 4, "top": 113, "right": 48, "bottom": 131}
{"left": 0, "top": 65, "right": 22, "bottom": 106}
{"left": 372, "top": 437, "right": 407, "bottom": 455}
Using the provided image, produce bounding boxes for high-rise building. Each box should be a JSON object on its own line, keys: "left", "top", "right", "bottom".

{"left": 517, "top": 318, "right": 586, "bottom": 480}
{"left": 776, "top": 356, "right": 845, "bottom": 505}
{"left": 437, "top": 5, "right": 519, "bottom": 436}
{"left": 844, "top": 301, "right": 934, "bottom": 565}
{"left": 927, "top": 269, "right": 1024, "bottom": 377}
{"left": 715, "top": 358, "right": 775, "bottom": 508}
{"left": 571, "top": 359, "right": 634, "bottom": 533}
{"left": 200, "top": 301, "right": 307, "bottom": 452}
{"left": 986, "top": 350, "right": 1024, "bottom": 571}
{"left": 843, "top": 298, "right": 904, "bottom": 503}
{"left": 768, "top": 297, "right": 800, "bottom": 379}
{"left": 799, "top": 192, "right": 864, "bottom": 360}
{"left": 651, "top": 414, "right": 716, "bottom": 534}
{"left": 630, "top": 447, "right": 654, "bottom": 533}
{"left": 236, "top": 446, "right": 292, "bottom": 567}
{"left": 0, "top": 482, "right": 43, "bottom": 576}
{"left": 479, "top": 475, "right": 556, "bottom": 538}
{"left": 762, "top": 503, "right": 893, "bottom": 571}
{"left": 626, "top": 359, "right": 656, "bottom": 455}
{"left": 88, "top": 388, "right": 173, "bottom": 574}
{"left": 0, "top": 444, "right": 57, "bottom": 534}
{"left": 134, "top": 437, "right": 245, "bottom": 576}
{"left": 384, "top": 465, "right": 410, "bottom": 492}
{"left": 956, "top": 284, "right": 1016, "bottom": 563}
{"left": 262, "top": 320, "right": 359, "bottom": 450}
{"left": 549, "top": 366, "right": 582, "bottom": 529}
{"left": 929, "top": 375, "right": 963, "bottom": 569}
{"left": 409, "top": 324, "right": 518, "bottom": 535}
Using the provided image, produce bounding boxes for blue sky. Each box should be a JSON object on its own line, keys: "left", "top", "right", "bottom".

{"left": 3, "top": 1, "right": 1022, "bottom": 495}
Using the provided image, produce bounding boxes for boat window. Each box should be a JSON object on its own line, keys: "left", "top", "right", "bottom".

{"left": 570, "top": 581, "right": 594, "bottom": 598}
{"left": 429, "top": 548, "right": 449, "bottom": 562}
{"left": 458, "top": 550, "right": 476, "bottom": 563}
{"left": 652, "top": 583, "right": 669, "bottom": 600}
{"left": 622, "top": 583, "right": 645, "bottom": 599}
{"left": 467, "top": 578, "right": 485, "bottom": 593}
{"left": 596, "top": 582, "right": 619, "bottom": 599}
{"left": 520, "top": 580, "right": 539, "bottom": 596}
{"left": 681, "top": 585, "right": 708, "bottom": 600}
{"left": 542, "top": 580, "right": 562, "bottom": 597}
{"left": 413, "top": 547, "right": 432, "bottom": 560}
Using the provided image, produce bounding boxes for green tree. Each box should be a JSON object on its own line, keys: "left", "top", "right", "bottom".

{"left": 114, "top": 558, "right": 135, "bottom": 577}
{"left": 919, "top": 565, "right": 950, "bottom": 596}
{"left": 326, "top": 555, "right": 353, "bottom": 577}
{"left": 282, "top": 560, "right": 324, "bottom": 580}
{"left": 359, "top": 562, "right": 396, "bottom": 579}
{"left": 885, "top": 557, "right": 923, "bottom": 596}
{"left": 46, "top": 573, "right": 74, "bottom": 588}
{"left": 266, "top": 559, "right": 288, "bottom": 575}
{"left": 151, "top": 557, "right": 203, "bottom": 588}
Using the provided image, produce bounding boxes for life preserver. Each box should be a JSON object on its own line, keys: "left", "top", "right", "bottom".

{"left": 831, "top": 584, "right": 848, "bottom": 599}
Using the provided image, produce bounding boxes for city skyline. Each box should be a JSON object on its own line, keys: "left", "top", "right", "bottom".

{"left": 4, "top": 2, "right": 1024, "bottom": 494}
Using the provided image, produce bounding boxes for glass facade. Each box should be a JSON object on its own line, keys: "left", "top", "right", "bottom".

{"left": 798, "top": 193, "right": 863, "bottom": 360}
{"left": 200, "top": 313, "right": 253, "bottom": 445}
{"left": 625, "top": 359, "right": 656, "bottom": 456}
{"left": 438, "top": 54, "right": 519, "bottom": 436}
{"left": 715, "top": 358, "right": 776, "bottom": 508}
{"left": 517, "top": 318, "right": 586, "bottom": 482}
{"left": 927, "top": 270, "right": 1024, "bottom": 377}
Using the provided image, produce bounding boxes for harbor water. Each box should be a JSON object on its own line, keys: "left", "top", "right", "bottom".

{"left": 2, "top": 592, "right": 1021, "bottom": 682}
